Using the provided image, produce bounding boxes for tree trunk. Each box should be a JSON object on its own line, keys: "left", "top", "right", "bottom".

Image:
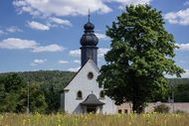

{"left": 132, "top": 100, "right": 145, "bottom": 114}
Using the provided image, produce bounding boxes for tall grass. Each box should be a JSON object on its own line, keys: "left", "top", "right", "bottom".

{"left": 0, "top": 113, "right": 188, "bottom": 126}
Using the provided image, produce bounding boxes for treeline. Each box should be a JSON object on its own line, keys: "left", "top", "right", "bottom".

{"left": 0, "top": 71, "right": 189, "bottom": 113}
{"left": 0, "top": 70, "right": 75, "bottom": 113}
{"left": 169, "top": 79, "right": 189, "bottom": 102}
{"left": 150, "top": 79, "right": 189, "bottom": 102}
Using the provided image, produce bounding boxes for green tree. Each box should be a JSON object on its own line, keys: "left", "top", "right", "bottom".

{"left": 174, "top": 84, "right": 189, "bottom": 102}
{"left": 97, "top": 5, "right": 184, "bottom": 113}
{"left": 17, "top": 82, "right": 47, "bottom": 113}
{"left": 0, "top": 73, "right": 26, "bottom": 112}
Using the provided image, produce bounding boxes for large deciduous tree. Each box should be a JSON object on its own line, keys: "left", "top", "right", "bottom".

{"left": 97, "top": 5, "right": 184, "bottom": 113}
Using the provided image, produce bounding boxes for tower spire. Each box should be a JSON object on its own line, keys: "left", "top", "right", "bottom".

{"left": 88, "top": 9, "right": 90, "bottom": 22}
{"left": 80, "top": 11, "right": 99, "bottom": 66}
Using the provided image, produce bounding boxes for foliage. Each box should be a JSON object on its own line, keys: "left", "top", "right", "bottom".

{"left": 0, "top": 74, "right": 25, "bottom": 112}
{"left": 0, "top": 113, "right": 189, "bottom": 126}
{"left": 17, "top": 83, "right": 48, "bottom": 113}
{"left": 175, "top": 110, "right": 186, "bottom": 114}
{"left": 0, "top": 71, "right": 75, "bottom": 113}
{"left": 174, "top": 83, "right": 189, "bottom": 102}
{"left": 97, "top": 5, "right": 184, "bottom": 113}
{"left": 154, "top": 104, "right": 170, "bottom": 113}
{"left": 0, "top": 69, "right": 188, "bottom": 114}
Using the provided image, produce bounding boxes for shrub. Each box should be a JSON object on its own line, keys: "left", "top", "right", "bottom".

{"left": 175, "top": 110, "right": 186, "bottom": 114}
{"left": 154, "top": 104, "right": 170, "bottom": 113}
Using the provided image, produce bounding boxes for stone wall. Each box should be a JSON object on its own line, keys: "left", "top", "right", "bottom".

{"left": 116, "top": 102, "right": 189, "bottom": 114}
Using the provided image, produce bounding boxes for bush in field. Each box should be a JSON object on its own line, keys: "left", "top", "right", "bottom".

{"left": 154, "top": 104, "right": 170, "bottom": 113}
{"left": 175, "top": 110, "right": 186, "bottom": 114}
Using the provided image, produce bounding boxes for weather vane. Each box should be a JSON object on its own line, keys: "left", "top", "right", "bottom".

{"left": 88, "top": 9, "right": 90, "bottom": 22}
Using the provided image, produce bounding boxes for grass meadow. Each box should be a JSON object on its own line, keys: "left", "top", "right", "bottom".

{"left": 0, "top": 113, "right": 188, "bottom": 126}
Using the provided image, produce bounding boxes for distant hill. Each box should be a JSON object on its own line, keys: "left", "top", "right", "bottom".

{"left": 0, "top": 70, "right": 75, "bottom": 91}
{"left": 168, "top": 78, "right": 189, "bottom": 86}
{"left": 0, "top": 71, "right": 188, "bottom": 88}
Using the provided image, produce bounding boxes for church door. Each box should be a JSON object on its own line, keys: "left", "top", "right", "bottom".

{"left": 86, "top": 107, "right": 97, "bottom": 114}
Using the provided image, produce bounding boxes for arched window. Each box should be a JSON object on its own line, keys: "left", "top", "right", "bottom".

{"left": 100, "top": 91, "right": 105, "bottom": 99}
{"left": 77, "top": 91, "right": 82, "bottom": 99}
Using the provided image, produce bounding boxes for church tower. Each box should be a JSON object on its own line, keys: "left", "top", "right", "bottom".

{"left": 80, "top": 13, "right": 99, "bottom": 67}
{"left": 62, "top": 13, "right": 117, "bottom": 114}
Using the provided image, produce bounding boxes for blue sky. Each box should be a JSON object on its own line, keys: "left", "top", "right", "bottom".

{"left": 0, "top": 0, "right": 189, "bottom": 77}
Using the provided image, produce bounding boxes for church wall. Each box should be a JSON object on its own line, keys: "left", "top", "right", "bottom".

{"left": 63, "top": 60, "right": 117, "bottom": 114}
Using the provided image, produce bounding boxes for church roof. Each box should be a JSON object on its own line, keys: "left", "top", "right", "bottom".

{"left": 80, "top": 94, "right": 104, "bottom": 106}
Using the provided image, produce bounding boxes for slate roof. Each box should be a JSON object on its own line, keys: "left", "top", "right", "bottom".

{"left": 80, "top": 94, "right": 104, "bottom": 106}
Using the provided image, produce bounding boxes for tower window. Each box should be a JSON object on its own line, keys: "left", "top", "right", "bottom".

{"left": 100, "top": 91, "right": 105, "bottom": 99}
{"left": 76, "top": 91, "right": 82, "bottom": 100}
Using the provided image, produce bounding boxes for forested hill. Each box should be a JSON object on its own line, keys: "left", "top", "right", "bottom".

{"left": 168, "top": 78, "right": 189, "bottom": 86}
{"left": 0, "top": 70, "right": 76, "bottom": 113}
{"left": 0, "top": 70, "right": 188, "bottom": 86}
{"left": 0, "top": 70, "right": 75, "bottom": 89}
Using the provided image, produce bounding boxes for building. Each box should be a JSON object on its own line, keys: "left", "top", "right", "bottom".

{"left": 60, "top": 16, "right": 117, "bottom": 114}
{"left": 60, "top": 16, "right": 189, "bottom": 114}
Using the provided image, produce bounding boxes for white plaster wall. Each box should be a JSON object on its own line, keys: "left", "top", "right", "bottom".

{"left": 64, "top": 60, "right": 117, "bottom": 114}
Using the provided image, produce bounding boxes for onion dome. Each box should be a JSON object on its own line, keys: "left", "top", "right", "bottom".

{"left": 84, "top": 22, "right": 94, "bottom": 31}
{"left": 80, "top": 21, "right": 99, "bottom": 46}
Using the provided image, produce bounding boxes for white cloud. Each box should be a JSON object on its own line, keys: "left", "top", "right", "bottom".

{"left": 74, "top": 60, "right": 80, "bottom": 64}
{"left": 69, "top": 49, "right": 80, "bottom": 57}
{"left": 176, "top": 43, "right": 189, "bottom": 51}
{"left": 98, "top": 48, "right": 110, "bottom": 57}
{"left": 68, "top": 67, "right": 80, "bottom": 72}
{"left": 28, "top": 21, "right": 50, "bottom": 31}
{"left": 59, "top": 60, "right": 69, "bottom": 64}
{"left": 95, "top": 33, "right": 109, "bottom": 40}
{"left": 184, "top": 1, "right": 189, "bottom": 6}
{"left": 69, "top": 48, "right": 110, "bottom": 58}
{"left": 0, "top": 38, "right": 38, "bottom": 49}
{"left": 13, "top": 0, "right": 112, "bottom": 17}
{"left": 166, "top": 69, "right": 189, "bottom": 78}
{"left": 0, "top": 38, "right": 64, "bottom": 53}
{"left": 50, "top": 17, "right": 72, "bottom": 27}
{"left": 181, "top": 69, "right": 189, "bottom": 78}
{"left": 31, "top": 59, "right": 47, "bottom": 66}
{"left": 104, "top": 0, "right": 152, "bottom": 5}
{"left": 32, "top": 44, "right": 64, "bottom": 53}
{"left": 6, "top": 26, "right": 22, "bottom": 33}
{"left": 165, "top": 8, "right": 189, "bottom": 25}
{"left": 0, "top": 30, "right": 6, "bottom": 35}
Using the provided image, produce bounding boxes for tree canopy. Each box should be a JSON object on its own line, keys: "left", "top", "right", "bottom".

{"left": 97, "top": 5, "right": 184, "bottom": 113}
{"left": 0, "top": 71, "right": 75, "bottom": 113}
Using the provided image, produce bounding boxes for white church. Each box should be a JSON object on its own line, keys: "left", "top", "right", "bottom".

{"left": 60, "top": 16, "right": 189, "bottom": 114}
{"left": 60, "top": 16, "right": 117, "bottom": 114}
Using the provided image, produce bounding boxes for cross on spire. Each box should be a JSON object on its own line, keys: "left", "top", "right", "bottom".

{"left": 88, "top": 9, "right": 90, "bottom": 22}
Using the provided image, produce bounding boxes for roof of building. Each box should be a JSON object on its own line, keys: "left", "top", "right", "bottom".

{"left": 80, "top": 19, "right": 98, "bottom": 46}
{"left": 80, "top": 94, "right": 104, "bottom": 106}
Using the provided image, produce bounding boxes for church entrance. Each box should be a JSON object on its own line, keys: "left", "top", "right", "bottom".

{"left": 86, "top": 107, "right": 96, "bottom": 113}
{"left": 80, "top": 94, "right": 104, "bottom": 114}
